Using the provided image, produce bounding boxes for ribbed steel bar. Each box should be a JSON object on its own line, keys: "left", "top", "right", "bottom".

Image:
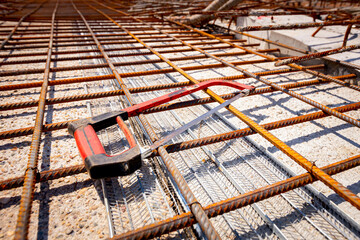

{"left": 169, "top": 9, "right": 346, "bottom": 17}
{"left": 0, "top": 44, "right": 260, "bottom": 66}
{"left": 7, "top": 30, "right": 194, "bottom": 40}
{"left": 311, "top": 14, "right": 333, "bottom": 37}
{"left": 0, "top": 119, "right": 73, "bottom": 140}
{"left": 110, "top": 154, "right": 360, "bottom": 240}
{"left": 72, "top": 2, "right": 221, "bottom": 239}
{"left": 0, "top": 0, "right": 46, "bottom": 49}
{"left": 0, "top": 164, "right": 86, "bottom": 191}
{"left": 1, "top": 26, "right": 181, "bottom": 34}
{"left": 0, "top": 27, "right": 186, "bottom": 37}
{"left": 0, "top": 56, "right": 272, "bottom": 77}
{"left": 1, "top": 100, "right": 359, "bottom": 191}
{"left": 3, "top": 36, "right": 232, "bottom": 50}
{"left": 14, "top": 1, "right": 58, "bottom": 239}
{"left": 236, "top": 20, "right": 360, "bottom": 32}
{"left": 0, "top": 39, "right": 247, "bottom": 59}
{"left": 5, "top": 32, "right": 217, "bottom": 46}
{"left": 342, "top": 24, "right": 353, "bottom": 47}
{"left": 215, "top": 23, "right": 360, "bottom": 71}
{"left": 6, "top": 34, "right": 200, "bottom": 46}
{"left": 0, "top": 64, "right": 323, "bottom": 91}
{"left": 1, "top": 65, "right": 344, "bottom": 112}
{"left": 275, "top": 43, "right": 360, "bottom": 66}
{"left": 311, "top": 25, "right": 324, "bottom": 37}
{"left": 93, "top": 1, "right": 360, "bottom": 210}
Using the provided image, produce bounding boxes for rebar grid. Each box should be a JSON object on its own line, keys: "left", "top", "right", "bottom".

{"left": 1, "top": 0, "right": 360, "bottom": 239}
{"left": 95, "top": 1, "right": 360, "bottom": 209}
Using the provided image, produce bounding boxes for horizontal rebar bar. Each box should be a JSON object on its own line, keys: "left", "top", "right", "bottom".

{"left": 275, "top": 43, "right": 360, "bottom": 66}
{"left": 0, "top": 64, "right": 323, "bottom": 91}
{"left": 236, "top": 20, "right": 360, "bottom": 32}
{"left": 0, "top": 55, "right": 274, "bottom": 77}
{"left": 2, "top": 35, "right": 233, "bottom": 50}
{"left": 0, "top": 43, "right": 260, "bottom": 66}
{"left": 0, "top": 39, "right": 247, "bottom": 58}
{"left": 6, "top": 34, "right": 199, "bottom": 46}
{"left": 3, "top": 66, "right": 345, "bottom": 113}
{"left": 169, "top": 9, "right": 347, "bottom": 17}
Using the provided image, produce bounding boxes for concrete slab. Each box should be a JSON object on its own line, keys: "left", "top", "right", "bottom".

{"left": 233, "top": 13, "right": 360, "bottom": 80}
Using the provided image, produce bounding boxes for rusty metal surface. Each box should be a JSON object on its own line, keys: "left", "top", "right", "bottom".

{"left": 275, "top": 44, "right": 360, "bottom": 67}
{"left": 236, "top": 20, "right": 360, "bottom": 32}
{"left": 14, "top": 1, "right": 59, "bottom": 239}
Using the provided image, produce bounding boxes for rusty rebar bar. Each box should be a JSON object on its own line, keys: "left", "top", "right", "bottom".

{"left": 0, "top": 44, "right": 260, "bottom": 66}
{"left": 7, "top": 30, "right": 195, "bottom": 40}
{"left": 275, "top": 43, "right": 360, "bottom": 66}
{"left": 1, "top": 65, "right": 342, "bottom": 112}
{"left": 0, "top": 50, "right": 276, "bottom": 77}
{"left": 14, "top": 1, "right": 58, "bottom": 239}
{"left": 0, "top": 39, "right": 247, "bottom": 59}
{"left": 342, "top": 24, "right": 353, "bottom": 47}
{"left": 0, "top": 64, "right": 323, "bottom": 91}
{"left": 170, "top": 9, "right": 346, "bottom": 17}
{"left": 236, "top": 20, "right": 360, "bottom": 32}
{"left": 2, "top": 36, "right": 228, "bottom": 50}
{"left": 0, "top": 164, "right": 86, "bottom": 191}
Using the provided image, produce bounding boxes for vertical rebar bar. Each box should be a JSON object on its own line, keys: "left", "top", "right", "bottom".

{"left": 342, "top": 24, "right": 353, "bottom": 47}
{"left": 14, "top": 1, "right": 59, "bottom": 239}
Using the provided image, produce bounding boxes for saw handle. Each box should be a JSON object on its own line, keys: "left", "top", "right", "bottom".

{"left": 68, "top": 111, "right": 141, "bottom": 179}
{"left": 68, "top": 80, "right": 255, "bottom": 179}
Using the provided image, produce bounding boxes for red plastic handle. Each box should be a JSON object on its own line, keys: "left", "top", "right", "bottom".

{"left": 74, "top": 116, "right": 136, "bottom": 161}
{"left": 69, "top": 80, "right": 254, "bottom": 178}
